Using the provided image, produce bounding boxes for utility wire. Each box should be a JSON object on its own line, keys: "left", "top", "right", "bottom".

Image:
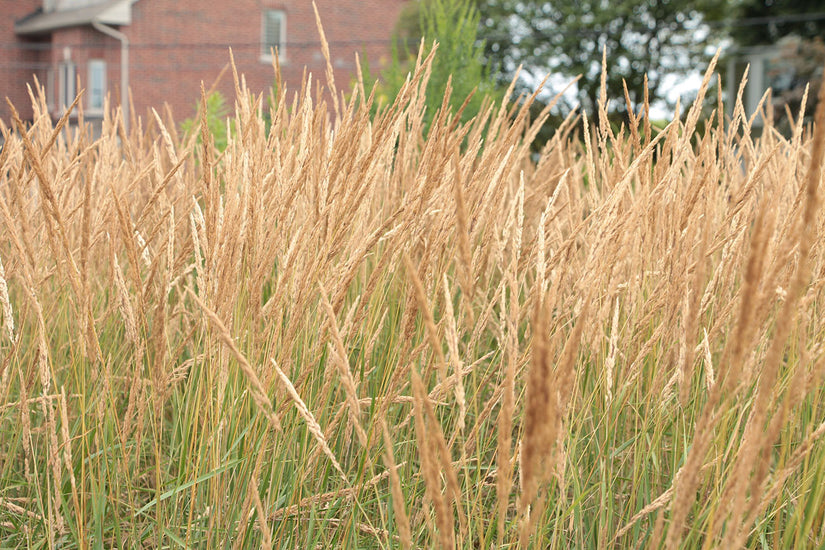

{"left": 2, "top": 10, "right": 824, "bottom": 51}
{"left": 707, "top": 11, "right": 825, "bottom": 28}
{"left": 0, "top": 39, "right": 394, "bottom": 51}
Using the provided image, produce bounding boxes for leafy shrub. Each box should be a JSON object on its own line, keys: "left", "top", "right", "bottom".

{"left": 180, "top": 90, "right": 232, "bottom": 151}
{"left": 364, "top": 0, "right": 501, "bottom": 133}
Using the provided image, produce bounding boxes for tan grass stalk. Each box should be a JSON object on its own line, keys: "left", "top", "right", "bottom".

{"left": 271, "top": 358, "right": 346, "bottom": 479}
{"left": 316, "top": 517, "right": 394, "bottom": 541}
{"left": 269, "top": 469, "right": 394, "bottom": 520}
{"left": 402, "top": 253, "right": 447, "bottom": 381}
{"left": 45, "top": 396, "right": 63, "bottom": 535}
{"left": 189, "top": 202, "right": 206, "bottom": 298}
{"left": 109, "top": 182, "right": 147, "bottom": 304}
{"left": 418, "top": 365, "right": 467, "bottom": 536}
{"left": 520, "top": 296, "right": 589, "bottom": 544}
{"left": 518, "top": 295, "right": 553, "bottom": 540}
{"left": 679, "top": 215, "right": 711, "bottom": 405}
{"left": 758, "top": 415, "right": 825, "bottom": 514}
{"left": 0, "top": 166, "right": 41, "bottom": 462}
{"left": 0, "top": 498, "right": 43, "bottom": 521}
{"left": 59, "top": 388, "right": 81, "bottom": 539}
{"left": 701, "top": 328, "right": 715, "bottom": 391}
{"left": 15, "top": 363, "right": 33, "bottom": 484}
{"left": 411, "top": 367, "right": 454, "bottom": 549}
{"left": 0, "top": 164, "right": 36, "bottom": 275}
{"left": 319, "top": 284, "right": 369, "bottom": 447}
{"left": 452, "top": 153, "right": 475, "bottom": 327}
{"left": 19, "top": 271, "right": 66, "bottom": 535}
{"left": 131, "top": 378, "right": 149, "bottom": 468}
{"left": 231, "top": 443, "right": 266, "bottom": 550}
{"left": 441, "top": 275, "right": 466, "bottom": 434}
{"left": 188, "top": 289, "right": 282, "bottom": 432}
{"left": 329, "top": 207, "right": 404, "bottom": 315}
{"left": 736, "top": 353, "right": 825, "bottom": 539}
{"left": 149, "top": 281, "right": 169, "bottom": 408}
{"left": 80, "top": 170, "right": 103, "bottom": 365}
{"left": 381, "top": 420, "right": 413, "bottom": 550}
{"left": 496, "top": 281, "right": 517, "bottom": 544}
{"left": 615, "top": 487, "right": 675, "bottom": 543}
{"left": 312, "top": 1, "right": 340, "bottom": 119}
{"left": 112, "top": 250, "right": 145, "bottom": 441}
{"left": 134, "top": 154, "right": 188, "bottom": 229}
{"left": 9, "top": 102, "right": 83, "bottom": 304}
{"left": 248, "top": 475, "right": 272, "bottom": 550}
{"left": 495, "top": 179, "right": 526, "bottom": 542}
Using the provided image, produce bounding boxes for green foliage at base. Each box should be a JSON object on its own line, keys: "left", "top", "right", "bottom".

{"left": 180, "top": 91, "right": 232, "bottom": 152}
{"left": 362, "top": 0, "right": 502, "bottom": 134}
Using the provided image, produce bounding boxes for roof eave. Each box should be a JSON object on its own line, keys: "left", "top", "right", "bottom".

{"left": 14, "top": 0, "right": 133, "bottom": 36}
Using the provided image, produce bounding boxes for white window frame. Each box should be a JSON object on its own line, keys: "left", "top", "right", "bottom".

{"left": 58, "top": 60, "right": 77, "bottom": 113}
{"left": 87, "top": 59, "right": 106, "bottom": 113}
{"left": 55, "top": 0, "right": 108, "bottom": 10}
{"left": 261, "top": 9, "right": 286, "bottom": 63}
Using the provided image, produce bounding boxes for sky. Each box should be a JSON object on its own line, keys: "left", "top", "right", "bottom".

{"left": 513, "top": 15, "right": 730, "bottom": 121}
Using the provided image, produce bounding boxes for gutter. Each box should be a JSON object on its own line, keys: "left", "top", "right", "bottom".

{"left": 91, "top": 20, "right": 129, "bottom": 132}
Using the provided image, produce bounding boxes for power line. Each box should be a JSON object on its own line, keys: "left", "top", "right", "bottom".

{"left": 0, "top": 38, "right": 396, "bottom": 51}
{"left": 475, "top": 12, "right": 825, "bottom": 43}
{"left": 0, "top": 9, "right": 822, "bottom": 62}
{"left": 0, "top": 10, "right": 823, "bottom": 52}
{"left": 708, "top": 11, "right": 825, "bottom": 28}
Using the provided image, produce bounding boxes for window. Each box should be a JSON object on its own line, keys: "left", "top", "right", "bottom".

{"left": 45, "top": 67, "right": 55, "bottom": 110}
{"left": 261, "top": 10, "right": 286, "bottom": 60}
{"left": 88, "top": 60, "right": 106, "bottom": 112}
{"left": 58, "top": 60, "right": 76, "bottom": 111}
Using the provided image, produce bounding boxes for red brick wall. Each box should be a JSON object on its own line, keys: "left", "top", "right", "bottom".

{"left": 1, "top": 0, "right": 407, "bottom": 127}
{"left": 125, "top": 0, "right": 407, "bottom": 122}
{"left": 0, "top": 0, "right": 47, "bottom": 122}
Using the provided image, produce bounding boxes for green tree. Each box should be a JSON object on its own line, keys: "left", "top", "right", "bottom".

{"left": 474, "top": 0, "right": 730, "bottom": 121}
{"left": 367, "top": 0, "right": 501, "bottom": 133}
{"left": 730, "top": 0, "right": 825, "bottom": 46}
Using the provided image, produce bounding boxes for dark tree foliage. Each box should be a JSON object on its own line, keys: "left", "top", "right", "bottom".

{"left": 474, "top": 0, "right": 730, "bottom": 121}
{"left": 731, "top": 0, "right": 825, "bottom": 46}
{"left": 370, "top": 0, "right": 501, "bottom": 135}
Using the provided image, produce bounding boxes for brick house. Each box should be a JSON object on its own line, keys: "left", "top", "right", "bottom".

{"left": 1, "top": 0, "right": 407, "bottom": 129}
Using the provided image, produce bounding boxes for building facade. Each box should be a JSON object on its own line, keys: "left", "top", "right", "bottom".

{"left": 1, "top": 0, "right": 406, "bottom": 127}
{"left": 726, "top": 35, "right": 824, "bottom": 130}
